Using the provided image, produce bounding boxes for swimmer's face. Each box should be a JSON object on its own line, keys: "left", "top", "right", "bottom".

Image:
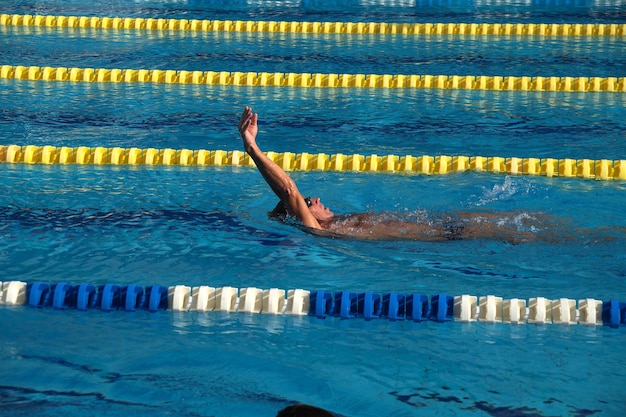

{"left": 305, "top": 197, "right": 334, "bottom": 221}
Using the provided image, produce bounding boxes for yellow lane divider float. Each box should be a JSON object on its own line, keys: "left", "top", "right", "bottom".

{"left": 1, "top": 65, "right": 625, "bottom": 92}
{"left": 1, "top": 145, "right": 625, "bottom": 180}
{"left": 1, "top": 14, "right": 625, "bottom": 37}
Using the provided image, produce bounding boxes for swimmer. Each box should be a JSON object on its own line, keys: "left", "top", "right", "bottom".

{"left": 238, "top": 106, "right": 552, "bottom": 243}
{"left": 276, "top": 404, "right": 336, "bottom": 417}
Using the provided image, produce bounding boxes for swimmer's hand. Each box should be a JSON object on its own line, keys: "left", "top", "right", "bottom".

{"left": 238, "top": 106, "right": 258, "bottom": 153}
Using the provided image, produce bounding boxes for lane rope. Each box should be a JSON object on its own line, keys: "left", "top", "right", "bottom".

{"left": 1, "top": 14, "right": 625, "bottom": 37}
{"left": 1, "top": 65, "right": 625, "bottom": 92}
{"left": 1, "top": 281, "right": 624, "bottom": 328}
{"left": 1, "top": 144, "right": 625, "bottom": 180}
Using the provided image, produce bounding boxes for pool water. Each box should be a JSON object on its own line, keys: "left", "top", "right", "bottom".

{"left": 4, "top": 26, "right": 626, "bottom": 77}
{"left": 1, "top": 1, "right": 626, "bottom": 417}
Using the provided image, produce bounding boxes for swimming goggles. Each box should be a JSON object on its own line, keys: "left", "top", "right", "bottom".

{"left": 304, "top": 197, "right": 312, "bottom": 207}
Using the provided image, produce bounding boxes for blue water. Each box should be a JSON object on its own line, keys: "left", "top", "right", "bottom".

{"left": 1, "top": 1, "right": 626, "bottom": 417}
{"left": 3, "top": 26, "right": 626, "bottom": 77}
{"left": 1, "top": 165, "right": 626, "bottom": 298}
{"left": 5, "top": 0, "right": 626, "bottom": 24}
{"left": 2, "top": 82, "right": 625, "bottom": 159}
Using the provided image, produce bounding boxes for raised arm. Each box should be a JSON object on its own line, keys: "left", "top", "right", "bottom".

{"left": 238, "top": 106, "right": 321, "bottom": 229}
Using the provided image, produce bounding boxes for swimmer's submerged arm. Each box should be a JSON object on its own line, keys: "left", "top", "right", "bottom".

{"left": 238, "top": 107, "right": 321, "bottom": 229}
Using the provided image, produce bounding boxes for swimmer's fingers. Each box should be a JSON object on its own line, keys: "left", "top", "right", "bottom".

{"left": 238, "top": 107, "right": 259, "bottom": 150}
{"left": 238, "top": 106, "right": 253, "bottom": 134}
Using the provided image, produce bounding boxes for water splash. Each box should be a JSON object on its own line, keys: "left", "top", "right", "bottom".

{"left": 469, "top": 176, "right": 533, "bottom": 208}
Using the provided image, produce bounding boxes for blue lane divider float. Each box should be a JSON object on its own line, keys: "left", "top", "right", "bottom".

{"left": 1, "top": 281, "right": 625, "bottom": 328}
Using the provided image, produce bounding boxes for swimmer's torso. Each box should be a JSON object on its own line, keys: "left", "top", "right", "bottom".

{"left": 319, "top": 212, "right": 448, "bottom": 241}
{"left": 314, "top": 211, "right": 547, "bottom": 242}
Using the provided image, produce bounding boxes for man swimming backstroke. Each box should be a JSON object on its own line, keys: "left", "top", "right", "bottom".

{"left": 238, "top": 106, "right": 551, "bottom": 242}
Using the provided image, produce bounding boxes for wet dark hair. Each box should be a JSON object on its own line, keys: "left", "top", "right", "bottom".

{"left": 276, "top": 404, "right": 335, "bottom": 417}
{"left": 268, "top": 200, "right": 289, "bottom": 220}
{"left": 269, "top": 197, "right": 311, "bottom": 220}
